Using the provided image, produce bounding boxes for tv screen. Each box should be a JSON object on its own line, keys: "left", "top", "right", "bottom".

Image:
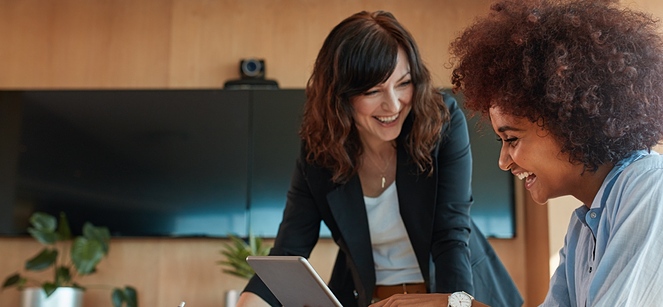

{"left": 0, "top": 89, "right": 514, "bottom": 238}
{"left": 1, "top": 90, "right": 257, "bottom": 237}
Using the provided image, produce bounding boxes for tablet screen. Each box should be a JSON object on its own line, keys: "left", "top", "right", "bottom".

{"left": 246, "top": 255, "right": 343, "bottom": 307}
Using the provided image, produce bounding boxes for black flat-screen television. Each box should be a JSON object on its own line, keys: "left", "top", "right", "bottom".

{"left": 0, "top": 89, "right": 515, "bottom": 238}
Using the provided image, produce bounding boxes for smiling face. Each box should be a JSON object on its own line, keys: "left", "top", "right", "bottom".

{"left": 350, "top": 47, "right": 413, "bottom": 148}
{"left": 489, "top": 106, "right": 590, "bottom": 204}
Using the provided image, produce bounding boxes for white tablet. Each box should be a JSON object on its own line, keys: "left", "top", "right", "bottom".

{"left": 246, "top": 255, "right": 343, "bottom": 307}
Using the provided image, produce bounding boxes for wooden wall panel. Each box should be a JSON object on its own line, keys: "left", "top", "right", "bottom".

{"left": 0, "top": 0, "right": 491, "bottom": 89}
{"left": 0, "top": 0, "right": 173, "bottom": 88}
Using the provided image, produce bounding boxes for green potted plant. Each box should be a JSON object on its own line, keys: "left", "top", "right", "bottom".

{"left": 217, "top": 233, "right": 271, "bottom": 307}
{"left": 217, "top": 233, "right": 271, "bottom": 279}
{"left": 2, "top": 211, "right": 138, "bottom": 307}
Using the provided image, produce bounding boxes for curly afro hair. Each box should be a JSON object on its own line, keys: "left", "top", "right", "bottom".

{"left": 450, "top": 0, "right": 663, "bottom": 172}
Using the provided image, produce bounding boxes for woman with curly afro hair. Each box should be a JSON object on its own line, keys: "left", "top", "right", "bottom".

{"left": 449, "top": 0, "right": 663, "bottom": 306}
{"left": 372, "top": 0, "right": 663, "bottom": 306}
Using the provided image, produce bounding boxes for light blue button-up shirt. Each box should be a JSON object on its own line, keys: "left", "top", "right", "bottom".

{"left": 541, "top": 150, "right": 663, "bottom": 306}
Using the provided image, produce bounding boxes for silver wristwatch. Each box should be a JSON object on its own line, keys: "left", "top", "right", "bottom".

{"left": 448, "top": 291, "right": 474, "bottom": 307}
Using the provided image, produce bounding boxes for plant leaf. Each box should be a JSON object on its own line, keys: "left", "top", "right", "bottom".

{"left": 111, "top": 288, "right": 124, "bottom": 307}
{"left": 25, "top": 248, "right": 58, "bottom": 271}
{"left": 82, "top": 222, "right": 111, "bottom": 254}
{"left": 55, "top": 265, "right": 72, "bottom": 286}
{"left": 112, "top": 286, "right": 138, "bottom": 307}
{"left": 29, "top": 212, "right": 57, "bottom": 232}
{"left": 124, "top": 286, "right": 138, "bottom": 307}
{"left": 27, "top": 212, "right": 59, "bottom": 245}
{"left": 42, "top": 282, "right": 58, "bottom": 297}
{"left": 71, "top": 237, "right": 104, "bottom": 275}
{"left": 2, "top": 273, "right": 21, "bottom": 289}
{"left": 57, "top": 212, "right": 72, "bottom": 241}
{"left": 27, "top": 228, "right": 59, "bottom": 246}
{"left": 218, "top": 234, "right": 271, "bottom": 279}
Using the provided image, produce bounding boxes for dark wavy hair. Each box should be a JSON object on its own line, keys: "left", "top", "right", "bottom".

{"left": 450, "top": 0, "right": 663, "bottom": 172}
{"left": 302, "top": 10, "right": 448, "bottom": 183}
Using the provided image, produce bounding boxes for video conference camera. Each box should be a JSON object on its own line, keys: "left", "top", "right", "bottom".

{"left": 240, "top": 58, "right": 265, "bottom": 79}
{"left": 224, "top": 58, "right": 279, "bottom": 89}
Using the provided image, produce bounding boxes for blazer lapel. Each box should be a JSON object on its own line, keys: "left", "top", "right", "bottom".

{"left": 395, "top": 144, "right": 436, "bottom": 285}
{"left": 326, "top": 175, "right": 376, "bottom": 300}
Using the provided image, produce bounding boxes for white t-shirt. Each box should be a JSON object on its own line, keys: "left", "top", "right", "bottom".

{"left": 364, "top": 181, "right": 424, "bottom": 285}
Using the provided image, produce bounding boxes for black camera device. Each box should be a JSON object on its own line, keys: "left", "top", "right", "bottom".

{"left": 240, "top": 58, "right": 265, "bottom": 79}
{"left": 224, "top": 58, "right": 279, "bottom": 89}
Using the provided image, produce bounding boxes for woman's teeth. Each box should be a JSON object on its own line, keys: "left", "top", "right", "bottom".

{"left": 517, "top": 172, "right": 533, "bottom": 180}
{"left": 376, "top": 114, "right": 399, "bottom": 123}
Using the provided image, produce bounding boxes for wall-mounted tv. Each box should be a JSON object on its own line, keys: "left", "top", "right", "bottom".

{"left": 0, "top": 89, "right": 514, "bottom": 239}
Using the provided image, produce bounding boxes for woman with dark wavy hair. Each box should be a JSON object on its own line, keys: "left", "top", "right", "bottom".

{"left": 375, "top": 0, "right": 663, "bottom": 306}
{"left": 236, "top": 10, "right": 521, "bottom": 307}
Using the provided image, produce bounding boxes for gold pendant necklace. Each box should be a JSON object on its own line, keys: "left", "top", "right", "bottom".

{"left": 366, "top": 149, "right": 395, "bottom": 188}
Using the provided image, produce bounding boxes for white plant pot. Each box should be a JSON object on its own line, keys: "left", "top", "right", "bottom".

{"left": 21, "top": 287, "right": 83, "bottom": 307}
{"left": 225, "top": 289, "right": 240, "bottom": 307}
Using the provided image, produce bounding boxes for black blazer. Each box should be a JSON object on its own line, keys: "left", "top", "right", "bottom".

{"left": 244, "top": 94, "right": 523, "bottom": 307}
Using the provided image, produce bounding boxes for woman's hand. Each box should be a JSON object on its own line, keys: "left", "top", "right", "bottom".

{"left": 369, "top": 293, "right": 449, "bottom": 307}
{"left": 234, "top": 291, "right": 270, "bottom": 307}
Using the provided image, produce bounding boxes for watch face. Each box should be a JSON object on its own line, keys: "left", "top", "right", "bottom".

{"left": 448, "top": 292, "right": 473, "bottom": 307}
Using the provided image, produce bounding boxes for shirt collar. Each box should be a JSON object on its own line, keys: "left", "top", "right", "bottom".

{"left": 589, "top": 150, "right": 650, "bottom": 210}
